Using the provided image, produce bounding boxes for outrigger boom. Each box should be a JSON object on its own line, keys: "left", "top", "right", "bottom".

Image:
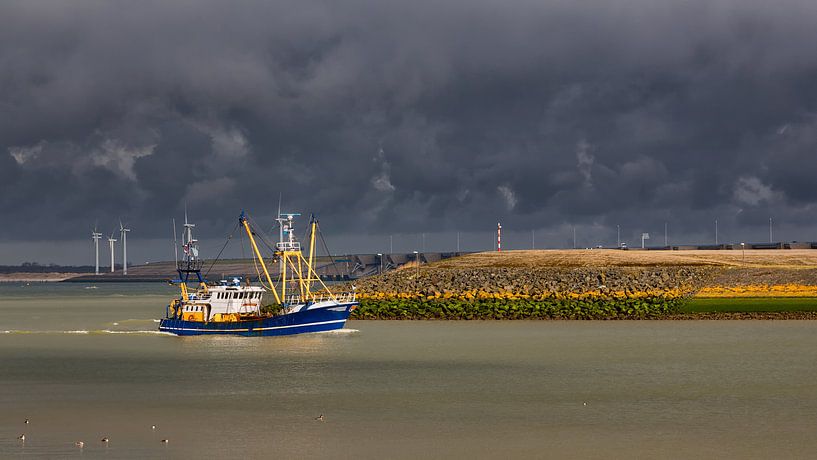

{"left": 239, "top": 211, "right": 340, "bottom": 307}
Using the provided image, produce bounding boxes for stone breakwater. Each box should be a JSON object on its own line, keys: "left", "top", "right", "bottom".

{"left": 351, "top": 266, "right": 716, "bottom": 320}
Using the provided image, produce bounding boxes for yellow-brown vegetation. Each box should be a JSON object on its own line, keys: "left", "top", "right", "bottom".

{"left": 696, "top": 284, "right": 817, "bottom": 298}
{"left": 434, "top": 249, "right": 817, "bottom": 269}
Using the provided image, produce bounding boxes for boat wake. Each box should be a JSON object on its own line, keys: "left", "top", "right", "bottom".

{"left": 317, "top": 328, "right": 360, "bottom": 335}
{"left": 1, "top": 329, "right": 174, "bottom": 336}
{"left": 108, "top": 318, "right": 162, "bottom": 325}
{"left": 100, "top": 330, "right": 175, "bottom": 336}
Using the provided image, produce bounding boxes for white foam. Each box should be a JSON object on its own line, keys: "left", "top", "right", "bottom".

{"left": 100, "top": 330, "right": 175, "bottom": 336}
{"left": 317, "top": 328, "right": 360, "bottom": 335}
{"left": 0, "top": 329, "right": 172, "bottom": 336}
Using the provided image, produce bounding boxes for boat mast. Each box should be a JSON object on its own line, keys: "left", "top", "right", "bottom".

{"left": 306, "top": 215, "right": 317, "bottom": 299}
{"left": 276, "top": 213, "right": 304, "bottom": 303}
{"left": 175, "top": 213, "right": 203, "bottom": 301}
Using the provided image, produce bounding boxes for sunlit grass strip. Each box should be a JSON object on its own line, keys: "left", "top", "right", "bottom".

{"left": 353, "top": 297, "right": 684, "bottom": 320}
{"left": 682, "top": 297, "right": 817, "bottom": 313}
{"left": 697, "top": 284, "right": 817, "bottom": 298}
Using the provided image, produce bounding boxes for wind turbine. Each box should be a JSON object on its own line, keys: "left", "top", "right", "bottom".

{"left": 119, "top": 221, "right": 131, "bottom": 275}
{"left": 108, "top": 232, "right": 117, "bottom": 273}
{"left": 91, "top": 226, "right": 102, "bottom": 275}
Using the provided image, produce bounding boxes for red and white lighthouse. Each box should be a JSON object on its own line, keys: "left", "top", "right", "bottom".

{"left": 497, "top": 222, "right": 502, "bottom": 252}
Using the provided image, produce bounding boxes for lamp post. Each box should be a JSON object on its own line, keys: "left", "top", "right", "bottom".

{"left": 413, "top": 250, "right": 419, "bottom": 278}
{"left": 769, "top": 217, "right": 773, "bottom": 243}
{"left": 741, "top": 242, "right": 745, "bottom": 265}
{"left": 377, "top": 253, "right": 383, "bottom": 275}
{"left": 715, "top": 219, "right": 718, "bottom": 246}
{"left": 664, "top": 222, "right": 668, "bottom": 247}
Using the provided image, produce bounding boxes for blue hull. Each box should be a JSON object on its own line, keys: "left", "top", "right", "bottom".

{"left": 159, "top": 303, "right": 357, "bottom": 337}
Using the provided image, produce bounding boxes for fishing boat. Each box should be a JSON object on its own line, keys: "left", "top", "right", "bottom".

{"left": 158, "top": 211, "right": 357, "bottom": 336}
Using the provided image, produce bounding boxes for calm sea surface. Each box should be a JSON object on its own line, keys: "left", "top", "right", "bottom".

{"left": 1, "top": 282, "right": 817, "bottom": 458}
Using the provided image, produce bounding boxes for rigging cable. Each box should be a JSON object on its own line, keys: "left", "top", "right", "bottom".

{"left": 242, "top": 214, "right": 275, "bottom": 290}
{"left": 203, "top": 221, "right": 240, "bottom": 279}
{"left": 316, "top": 221, "right": 344, "bottom": 279}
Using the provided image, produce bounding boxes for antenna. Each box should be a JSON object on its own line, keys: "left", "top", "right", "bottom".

{"left": 172, "top": 218, "right": 179, "bottom": 265}
{"left": 183, "top": 211, "right": 196, "bottom": 249}
{"left": 91, "top": 225, "right": 102, "bottom": 275}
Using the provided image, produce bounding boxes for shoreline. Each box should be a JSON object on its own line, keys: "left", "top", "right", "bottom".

{"left": 0, "top": 273, "right": 84, "bottom": 282}
{"left": 8, "top": 250, "right": 817, "bottom": 319}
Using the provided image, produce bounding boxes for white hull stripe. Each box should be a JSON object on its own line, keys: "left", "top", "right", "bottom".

{"left": 159, "top": 319, "right": 347, "bottom": 333}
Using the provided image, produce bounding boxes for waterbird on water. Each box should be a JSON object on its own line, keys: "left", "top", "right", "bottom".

{"left": 101, "top": 437, "right": 110, "bottom": 443}
{"left": 18, "top": 434, "right": 25, "bottom": 441}
{"left": 75, "top": 441, "right": 84, "bottom": 448}
{"left": 161, "top": 439, "right": 169, "bottom": 444}
{"left": 24, "top": 419, "right": 29, "bottom": 424}
{"left": 315, "top": 414, "right": 325, "bottom": 422}
{"left": 151, "top": 425, "right": 156, "bottom": 430}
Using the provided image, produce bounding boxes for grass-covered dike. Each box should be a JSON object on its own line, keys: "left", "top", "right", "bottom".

{"left": 350, "top": 250, "right": 817, "bottom": 319}
{"left": 682, "top": 297, "right": 817, "bottom": 313}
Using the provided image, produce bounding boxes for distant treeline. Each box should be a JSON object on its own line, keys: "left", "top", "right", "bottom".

{"left": 0, "top": 262, "right": 101, "bottom": 273}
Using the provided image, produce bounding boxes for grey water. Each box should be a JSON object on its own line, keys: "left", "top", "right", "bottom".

{"left": 1, "top": 283, "right": 817, "bottom": 458}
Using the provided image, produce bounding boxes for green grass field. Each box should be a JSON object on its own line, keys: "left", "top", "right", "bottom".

{"left": 683, "top": 297, "right": 817, "bottom": 313}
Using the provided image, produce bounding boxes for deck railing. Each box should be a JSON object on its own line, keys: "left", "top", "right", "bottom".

{"left": 276, "top": 241, "right": 301, "bottom": 251}
{"left": 283, "top": 291, "right": 356, "bottom": 306}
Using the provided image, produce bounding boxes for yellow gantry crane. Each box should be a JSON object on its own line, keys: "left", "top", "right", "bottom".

{"left": 239, "top": 212, "right": 337, "bottom": 307}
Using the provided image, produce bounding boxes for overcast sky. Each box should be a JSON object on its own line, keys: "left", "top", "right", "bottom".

{"left": 3, "top": 0, "right": 817, "bottom": 264}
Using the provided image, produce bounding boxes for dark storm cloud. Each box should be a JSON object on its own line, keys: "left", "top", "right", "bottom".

{"left": 3, "top": 0, "right": 817, "bottom": 258}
